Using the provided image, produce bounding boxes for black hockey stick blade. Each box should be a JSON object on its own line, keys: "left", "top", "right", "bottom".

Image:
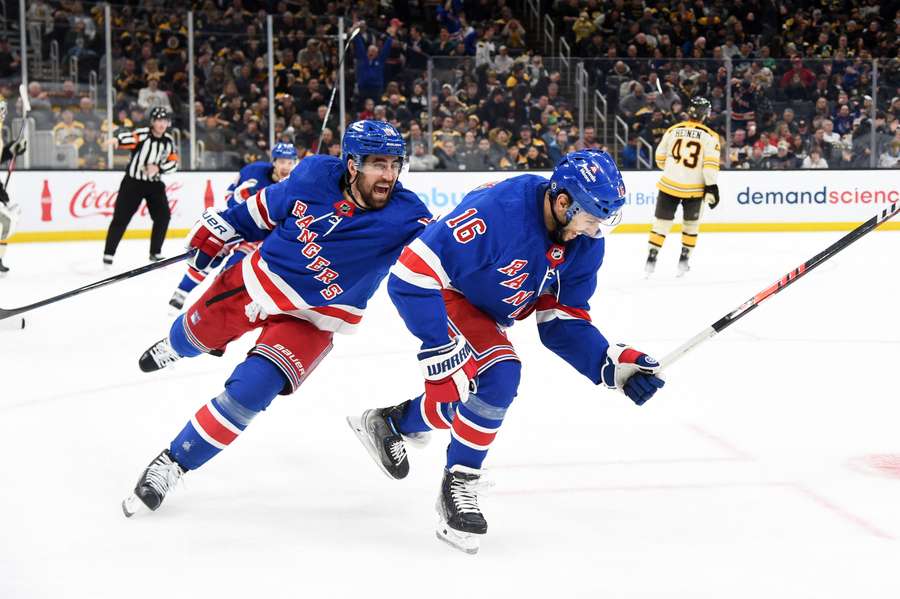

{"left": 0, "top": 251, "right": 193, "bottom": 321}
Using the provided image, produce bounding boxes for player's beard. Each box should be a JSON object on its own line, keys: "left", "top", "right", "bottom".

{"left": 354, "top": 176, "right": 396, "bottom": 210}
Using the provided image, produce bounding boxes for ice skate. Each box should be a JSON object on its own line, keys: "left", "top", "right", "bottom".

{"left": 644, "top": 248, "right": 658, "bottom": 277}
{"left": 102, "top": 254, "right": 114, "bottom": 270}
{"left": 149, "top": 253, "right": 165, "bottom": 262}
{"left": 169, "top": 289, "right": 187, "bottom": 313}
{"left": 677, "top": 247, "right": 691, "bottom": 277}
{"left": 347, "top": 401, "right": 417, "bottom": 480}
{"left": 0, "top": 258, "right": 8, "bottom": 277}
{"left": 139, "top": 337, "right": 182, "bottom": 372}
{"left": 122, "top": 449, "right": 185, "bottom": 517}
{"left": 435, "top": 465, "right": 489, "bottom": 554}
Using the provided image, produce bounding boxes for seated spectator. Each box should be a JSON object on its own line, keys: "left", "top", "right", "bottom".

{"left": 619, "top": 82, "right": 649, "bottom": 120}
{"left": 461, "top": 136, "right": 494, "bottom": 170}
{"left": 767, "top": 140, "right": 798, "bottom": 169}
{"left": 493, "top": 45, "right": 514, "bottom": 75}
{"left": 79, "top": 127, "right": 106, "bottom": 169}
{"left": 51, "top": 80, "right": 82, "bottom": 113}
{"left": 802, "top": 147, "right": 829, "bottom": 168}
{"left": 547, "top": 130, "right": 569, "bottom": 164}
{"left": 138, "top": 74, "right": 172, "bottom": 112}
{"left": 498, "top": 143, "right": 524, "bottom": 170}
{"left": 435, "top": 139, "right": 463, "bottom": 170}
{"left": 409, "top": 142, "right": 439, "bottom": 171}
{"left": 523, "top": 144, "right": 552, "bottom": 169}
{"left": 879, "top": 141, "right": 900, "bottom": 168}
{"left": 75, "top": 96, "right": 101, "bottom": 130}
{"left": 53, "top": 110, "right": 85, "bottom": 148}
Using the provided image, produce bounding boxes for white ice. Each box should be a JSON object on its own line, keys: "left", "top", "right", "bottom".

{"left": 1, "top": 229, "right": 899, "bottom": 599}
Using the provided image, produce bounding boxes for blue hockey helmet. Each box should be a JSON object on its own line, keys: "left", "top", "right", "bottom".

{"left": 341, "top": 120, "right": 406, "bottom": 166}
{"left": 549, "top": 150, "right": 626, "bottom": 221}
{"left": 271, "top": 142, "right": 298, "bottom": 160}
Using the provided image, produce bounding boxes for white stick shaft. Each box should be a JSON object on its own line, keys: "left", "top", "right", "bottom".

{"left": 659, "top": 326, "right": 716, "bottom": 371}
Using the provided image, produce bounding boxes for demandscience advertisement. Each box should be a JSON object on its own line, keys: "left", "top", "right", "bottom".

{"left": 6, "top": 168, "right": 899, "bottom": 242}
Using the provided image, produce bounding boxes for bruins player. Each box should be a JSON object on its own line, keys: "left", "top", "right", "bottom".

{"left": 645, "top": 97, "right": 720, "bottom": 276}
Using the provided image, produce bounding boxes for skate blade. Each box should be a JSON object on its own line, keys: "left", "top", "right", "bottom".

{"left": 346, "top": 414, "right": 399, "bottom": 480}
{"left": 435, "top": 524, "right": 481, "bottom": 555}
{"left": 121, "top": 493, "right": 146, "bottom": 518}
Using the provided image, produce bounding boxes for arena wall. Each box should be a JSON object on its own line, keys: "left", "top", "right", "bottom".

{"left": 7, "top": 169, "right": 899, "bottom": 242}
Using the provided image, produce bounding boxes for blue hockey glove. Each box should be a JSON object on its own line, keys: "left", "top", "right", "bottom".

{"left": 600, "top": 343, "right": 665, "bottom": 406}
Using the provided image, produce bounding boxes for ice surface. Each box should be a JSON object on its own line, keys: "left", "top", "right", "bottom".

{"left": 1, "top": 229, "right": 899, "bottom": 599}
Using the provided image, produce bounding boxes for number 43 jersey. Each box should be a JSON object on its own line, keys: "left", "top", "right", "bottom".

{"left": 654, "top": 120, "right": 720, "bottom": 199}
{"left": 389, "top": 174, "right": 613, "bottom": 384}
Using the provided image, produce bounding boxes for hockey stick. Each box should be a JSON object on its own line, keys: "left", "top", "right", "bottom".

{"left": 4, "top": 83, "right": 31, "bottom": 188}
{"left": 0, "top": 251, "right": 192, "bottom": 321}
{"left": 316, "top": 26, "right": 361, "bottom": 154}
{"left": 660, "top": 202, "right": 900, "bottom": 370}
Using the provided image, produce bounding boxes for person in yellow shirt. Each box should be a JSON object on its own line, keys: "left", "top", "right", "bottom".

{"left": 645, "top": 97, "right": 720, "bottom": 276}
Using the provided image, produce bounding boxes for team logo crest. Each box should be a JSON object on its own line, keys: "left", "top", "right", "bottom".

{"left": 333, "top": 199, "right": 356, "bottom": 217}
{"left": 546, "top": 244, "right": 566, "bottom": 268}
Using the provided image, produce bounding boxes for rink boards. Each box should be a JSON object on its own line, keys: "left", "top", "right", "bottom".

{"left": 6, "top": 168, "right": 899, "bottom": 242}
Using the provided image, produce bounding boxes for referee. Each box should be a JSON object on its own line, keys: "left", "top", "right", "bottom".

{"left": 103, "top": 106, "right": 178, "bottom": 266}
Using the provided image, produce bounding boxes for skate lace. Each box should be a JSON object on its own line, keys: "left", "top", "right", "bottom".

{"left": 146, "top": 456, "right": 183, "bottom": 497}
{"left": 388, "top": 438, "right": 407, "bottom": 464}
{"left": 450, "top": 476, "right": 488, "bottom": 514}
{"left": 149, "top": 341, "right": 180, "bottom": 368}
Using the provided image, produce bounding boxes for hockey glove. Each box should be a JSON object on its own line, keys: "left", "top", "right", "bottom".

{"left": 704, "top": 184, "right": 720, "bottom": 210}
{"left": 419, "top": 335, "right": 478, "bottom": 403}
{"left": 233, "top": 178, "right": 258, "bottom": 204}
{"left": 600, "top": 343, "right": 665, "bottom": 406}
{"left": 186, "top": 209, "right": 238, "bottom": 270}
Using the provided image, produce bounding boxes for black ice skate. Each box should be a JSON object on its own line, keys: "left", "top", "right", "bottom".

{"left": 169, "top": 289, "right": 187, "bottom": 312}
{"left": 102, "top": 254, "right": 114, "bottom": 269}
{"left": 644, "top": 248, "right": 658, "bottom": 276}
{"left": 139, "top": 338, "right": 182, "bottom": 372}
{"left": 122, "top": 449, "right": 185, "bottom": 517}
{"left": 0, "top": 258, "right": 9, "bottom": 276}
{"left": 677, "top": 247, "right": 691, "bottom": 277}
{"left": 347, "top": 402, "right": 415, "bottom": 480}
{"left": 436, "top": 465, "right": 489, "bottom": 554}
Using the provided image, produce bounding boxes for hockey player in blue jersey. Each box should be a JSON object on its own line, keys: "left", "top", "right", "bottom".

{"left": 348, "top": 150, "right": 665, "bottom": 553}
{"left": 122, "top": 121, "right": 432, "bottom": 517}
{"left": 167, "top": 142, "right": 299, "bottom": 311}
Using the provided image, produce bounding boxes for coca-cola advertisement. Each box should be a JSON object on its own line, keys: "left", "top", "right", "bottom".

{"left": 6, "top": 172, "right": 230, "bottom": 239}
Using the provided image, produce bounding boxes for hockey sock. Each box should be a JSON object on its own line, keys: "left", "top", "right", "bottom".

{"left": 681, "top": 219, "right": 700, "bottom": 257}
{"left": 396, "top": 394, "right": 455, "bottom": 433}
{"left": 177, "top": 267, "right": 207, "bottom": 294}
{"left": 168, "top": 314, "right": 204, "bottom": 358}
{"left": 648, "top": 218, "right": 674, "bottom": 253}
{"left": 177, "top": 253, "right": 227, "bottom": 294}
{"left": 446, "top": 361, "right": 520, "bottom": 470}
{"left": 170, "top": 356, "right": 286, "bottom": 470}
{"left": 0, "top": 241, "right": 7, "bottom": 259}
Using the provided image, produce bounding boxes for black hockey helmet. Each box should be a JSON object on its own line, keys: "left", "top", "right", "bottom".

{"left": 687, "top": 97, "right": 711, "bottom": 122}
{"left": 149, "top": 106, "right": 170, "bottom": 122}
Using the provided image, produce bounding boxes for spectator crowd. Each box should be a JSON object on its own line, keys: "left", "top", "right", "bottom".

{"left": 0, "top": 0, "right": 898, "bottom": 171}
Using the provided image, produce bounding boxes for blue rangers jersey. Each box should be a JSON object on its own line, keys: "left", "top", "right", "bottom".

{"left": 225, "top": 161, "right": 282, "bottom": 209}
{"left": 218, "top": 155, "right": 432, "bottom": 334}
{"left": 388, "top": 174, "right": 612, "bottom": 383}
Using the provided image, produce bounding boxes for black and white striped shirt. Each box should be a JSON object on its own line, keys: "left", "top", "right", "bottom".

{"left": 116, "top": 127, "right": 179, "bottom": 181}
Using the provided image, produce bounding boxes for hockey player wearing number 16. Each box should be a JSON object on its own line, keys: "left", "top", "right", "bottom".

{"left": 122, "top": 121, "right": 431, "bottom": 517}
{"left": 348, "top": 150, "right": 665, "bottom": 554}
{"left": 645, "top": 96, "right": 721, "bottom": 276}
